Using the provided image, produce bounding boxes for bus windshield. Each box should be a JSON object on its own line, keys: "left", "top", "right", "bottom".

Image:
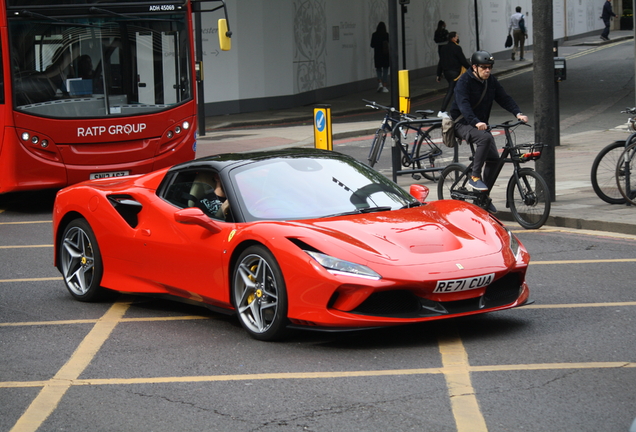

{"left": 9, "top": 12, "right": 191, "bottom": 119}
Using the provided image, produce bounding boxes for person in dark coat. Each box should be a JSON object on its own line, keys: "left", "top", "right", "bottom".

{"left": 370, "top": 22, "right": 390, "bottom": 92}
{"left": 600, "top": 0, "right": 617, "bottom": 41}
{"left": 436, "top": 32, "right": 470, "bottom": 117}
{"left": 449, "top": 51, "right": 528, "bottom": 212}
{"left": 433, "top": 20, "right": 449, "bottom": 59}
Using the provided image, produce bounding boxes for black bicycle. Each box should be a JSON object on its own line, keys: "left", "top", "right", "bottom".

{"left": 364, "top": 99, "right": 446, "bottom": 181}
{"left": 590, "top": 107, "right": 636, "bottom": 204}
{"left": 616, "top": 139, "right": 636, "bottom": 205}
{"left": 437, "top": 120, "right": 551, "bottom": 230}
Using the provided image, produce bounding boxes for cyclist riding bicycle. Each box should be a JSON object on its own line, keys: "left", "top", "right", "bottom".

{"left": 449, "top": 50, "right": 528, "bottom": 213}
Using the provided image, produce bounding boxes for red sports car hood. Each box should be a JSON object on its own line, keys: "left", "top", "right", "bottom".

{"left": 288, "top": 201, "right": 505, "bottom": 265}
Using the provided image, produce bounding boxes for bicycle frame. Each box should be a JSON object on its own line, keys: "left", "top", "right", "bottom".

{"left": 390, "top": 118, "right": 456, "bottom": 182}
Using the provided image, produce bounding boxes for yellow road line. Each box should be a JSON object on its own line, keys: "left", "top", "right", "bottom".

{"left": 2, "top": 302, "right": 635, "bottom": 328}
{"left": 0, "top": 277, "right": 62, "bottom": 283}
{"left": 511, "top": 227, "right": 636, "bottom": 240}
{"left": 10, "top": 301, "right": 130, "bottom": 432}
{"left": 0, "top": 315, "right": 210, "bottom": 327}
{"left": 531, "top": 259, "right": 636, "bottom": 265}
{"left": 524, "top": 301, "right": 636, "bottom": 309}
{"left": 0, "top": 245, "right": 53, "bottom": 249}
{"left": 438, "top": 329, "right": 488, "bottom": 432}
{"left": 0, "top": 221, "right": 51, "bottom": 225}
{"left": 2, "top": 361, "right": 632, "bottom": 389}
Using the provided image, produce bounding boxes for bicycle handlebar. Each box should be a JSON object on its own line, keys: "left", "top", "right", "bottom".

{"left": 487, "top": 120, "right": 531, "bottom": 131}
{"left": 363, "top": 99, "right": 397, "bottom": 113}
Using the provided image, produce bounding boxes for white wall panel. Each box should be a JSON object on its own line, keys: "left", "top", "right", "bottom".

{"left": 198, "top": 0, "right": 607, "bottom": 112}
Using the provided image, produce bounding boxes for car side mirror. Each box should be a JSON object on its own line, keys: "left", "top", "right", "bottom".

{"left": 409, "top": 184, "right": 429, "bottom": 203}
{"left": 174, "top": 207, "right": 222, "bottom": 233}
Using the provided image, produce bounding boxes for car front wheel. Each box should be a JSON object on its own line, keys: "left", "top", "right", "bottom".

{"left": 58, "top": 218, "right": 106, "bottom": 302}
{"left": 232, "top": 245, "right": 288, "bottom": 341}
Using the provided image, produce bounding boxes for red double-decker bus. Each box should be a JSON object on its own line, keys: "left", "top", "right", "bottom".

{"left": 0, "top": 0, "right": 230, "bottom": 193}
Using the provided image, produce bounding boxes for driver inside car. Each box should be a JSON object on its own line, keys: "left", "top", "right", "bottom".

{"left": 190, "top": 172, "right": 230, "bottom": 220}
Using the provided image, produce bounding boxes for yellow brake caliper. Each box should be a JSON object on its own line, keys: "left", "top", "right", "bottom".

{"left": 246, "top": 264, "right": 262, "bottom": 305}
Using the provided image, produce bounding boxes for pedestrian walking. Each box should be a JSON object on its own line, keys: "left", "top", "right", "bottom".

{"left": 433, "top": 20, "right": 449, "bottom": 59}
{"left": 600, "top": 0, "right": 617, "bottom": 41}
{"left": 436, "top": 32, "right": 470, "bottom": 118}
{"left": 509, "top": 6, "right": 527, "bottom": 61}
{"left": 370, "top": 22, "right": 390, "bottom": 93}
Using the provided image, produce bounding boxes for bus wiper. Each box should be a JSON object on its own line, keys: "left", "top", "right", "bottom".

{"left": 18, "top": 10, "right": 100, "bottom": 28}
{"left": 19, "top": 10, "right": 62, "bottom": 22}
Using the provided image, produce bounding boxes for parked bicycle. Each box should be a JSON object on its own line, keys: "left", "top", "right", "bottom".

{"left": 437, "top": 120, "right": 551, "bottom": 229}
{"left": 364, "top": 99, "right": 448, "bottom": 181}
{"left": 590, "top": 107, "right": 636, "bottom": 204}
{"left": 616, "top": 138, "right": 636, "bottom": 205}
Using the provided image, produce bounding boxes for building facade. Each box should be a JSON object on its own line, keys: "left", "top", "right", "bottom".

{"left": 199, "top": 0, "right": 615, "bottom": 115}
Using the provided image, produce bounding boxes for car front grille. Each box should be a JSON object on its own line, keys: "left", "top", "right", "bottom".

{"left": 348, "top": 273, "right": 523, "bottom": 318}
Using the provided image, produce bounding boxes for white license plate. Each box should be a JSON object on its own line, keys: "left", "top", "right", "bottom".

{"left": 90, "top": 170, "right": 130, "bottom": 180}
{"left": 434, "top": 273, "right": 495, "bottom": 293}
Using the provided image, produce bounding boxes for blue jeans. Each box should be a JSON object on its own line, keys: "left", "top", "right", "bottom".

{"left": 601, "top": 18, "right": 611, "bottom": 38}
{"left": 376, "top": 67, "right": 389, "bottom": 85}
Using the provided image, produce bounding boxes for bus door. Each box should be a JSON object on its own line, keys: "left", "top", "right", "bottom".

{"left": 136, "top": 31, "right": 178, "bottom": 105}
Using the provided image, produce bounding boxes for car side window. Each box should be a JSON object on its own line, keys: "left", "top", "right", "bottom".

{"left": 162, "top": 170, "right": 229, "bottom": 221}
{"left": 163, "top": 171, "right": 199, "bottom": 209}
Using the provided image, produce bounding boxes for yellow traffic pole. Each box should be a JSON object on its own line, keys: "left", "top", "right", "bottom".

{"left": 313, "top": 105, "right": 333, "bottom": 150}
{"left": 398, "top": 69, "right": 410, "bottom": 114}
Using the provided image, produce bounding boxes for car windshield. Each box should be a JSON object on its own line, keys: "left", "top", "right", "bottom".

{"left": 9, "top": 12, "right": 191, "bottom": 118}
{"left": 230, "top": 154, "right": 417, "bottom": 221}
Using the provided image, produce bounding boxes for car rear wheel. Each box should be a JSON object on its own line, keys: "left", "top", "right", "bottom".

{"left": 232, "top": 245, "right": 288, "bottom": 341}
{"left": 58, "top": 218, "right": 107, "bottom": 302}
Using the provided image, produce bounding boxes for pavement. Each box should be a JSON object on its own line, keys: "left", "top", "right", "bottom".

{"left": 197, "top": 31, "right": 636, "bottom": 234}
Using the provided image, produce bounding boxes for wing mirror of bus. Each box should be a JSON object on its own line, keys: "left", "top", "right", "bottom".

{"left": 175, "top": 208, "right": 222, "bottom": 233}
{"left": 410, "top": 184, "right": 429, "bottom": 203}
{"left": 218, "top": 19, "right": 232, "bottom": 51}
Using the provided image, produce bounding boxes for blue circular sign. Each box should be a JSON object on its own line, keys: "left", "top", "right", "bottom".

{"left": 315, "top": 110, "right": 326, "bottom": 132}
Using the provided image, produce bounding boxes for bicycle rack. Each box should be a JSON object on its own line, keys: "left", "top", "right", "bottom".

{"left": 390, "top": 118, "right": 459, "bottom": 183}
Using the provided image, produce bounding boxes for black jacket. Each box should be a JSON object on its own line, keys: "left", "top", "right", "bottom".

{"left": 449, "top": 67, "right": 521, "bottom": 126}
{"left": 601, "top": 1, "right": 616, "bottom": 20}
{"left": 436, "top": 42, "right": 470, "bottom": 79}
{"left": 370, "top": 32, "right": 389, "bottom": 68}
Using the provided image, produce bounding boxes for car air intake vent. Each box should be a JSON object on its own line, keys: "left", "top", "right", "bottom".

{"left": 483, "top": 273, "right": 521, "bottom": 306}
{"left": 107, "top": 195, "right": 142, "bottom": 228}
{"left": 352, "top": 291, "right": 421, "bottom": 317}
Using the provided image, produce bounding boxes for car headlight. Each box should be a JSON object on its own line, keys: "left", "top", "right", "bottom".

{"left": 506, "top": 228, "right": 521, "bottom": 259}
{"left": 305, "top": 251, "right": 381, "bottom": 280}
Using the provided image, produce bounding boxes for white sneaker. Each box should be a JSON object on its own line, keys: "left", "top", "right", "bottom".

{"left": 381, "top": 86, "right": 389, "bottom": 93}
{"left": 437, "top": 111, "right": 449, "bottom": 119}
{"left": 377, "top": 83, "right": 383, "bottom": 92}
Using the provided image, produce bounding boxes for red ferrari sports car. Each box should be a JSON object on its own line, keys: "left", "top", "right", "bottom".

{"left": 53, "top": 148, "right": 532, "bottom": 340}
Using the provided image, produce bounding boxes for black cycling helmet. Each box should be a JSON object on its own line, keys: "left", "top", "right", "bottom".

{"left": 471, "top": 50, "right": 495, "bottom": 66}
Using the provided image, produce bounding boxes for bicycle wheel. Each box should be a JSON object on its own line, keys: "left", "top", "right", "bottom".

{"left": 616, "top": 142, "right": 636, "bottom": 205}
{"left": 415, "top": 123, "right": 445, "bottom": 182}
{"left": 437, "top": 163, "right": 469, "bottom": 201}
{"left": 506, "top": 168, "right": 551, "bottom": 229}
{"left": 590, "top": 140, "right": 627, "bottom": 204}
{"left": 368, "top": 129, "right": 387, "bottom": 167}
